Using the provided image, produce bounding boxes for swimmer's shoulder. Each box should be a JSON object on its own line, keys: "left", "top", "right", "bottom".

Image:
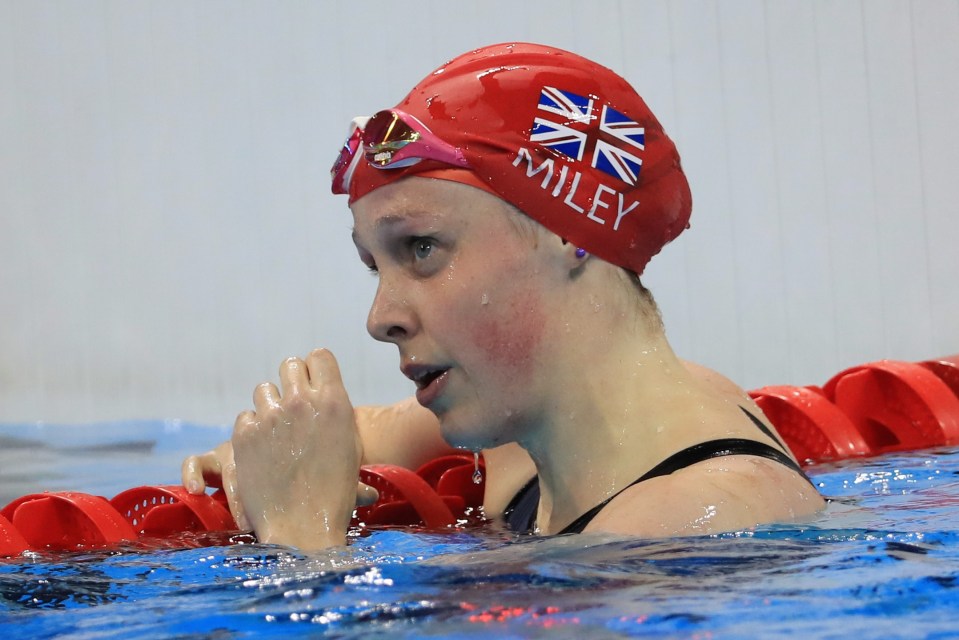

{"left": 581, "top": 455, "right": 825, "bottom": 537}
{"left": 681, "top": 359, "right": 757, "bottom": 406}
{"left": 680, "top": 359, "right": 793, "bottom": 456}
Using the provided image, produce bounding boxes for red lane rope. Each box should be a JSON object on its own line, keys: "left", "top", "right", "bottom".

{"left": 1, "top": 452, "right": 484, "bottom": 557}
{"left": 3, "top": 355, "right": 957, "bottom": 557}
{"left": 751, "top": 355, "right": 959, "bottom": 463}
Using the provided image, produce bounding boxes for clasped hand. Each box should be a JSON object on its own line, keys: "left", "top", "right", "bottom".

{"left": 182, "top": 348, "right": 368, "bottom": 549}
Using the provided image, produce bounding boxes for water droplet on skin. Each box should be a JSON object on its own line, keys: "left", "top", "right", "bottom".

{"left": 472, "top": 452, "right": 483, "bottom": 484}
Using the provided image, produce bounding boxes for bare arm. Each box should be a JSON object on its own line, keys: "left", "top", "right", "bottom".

{"left": 353, "top": 396, "right": 459, "bottom": 468}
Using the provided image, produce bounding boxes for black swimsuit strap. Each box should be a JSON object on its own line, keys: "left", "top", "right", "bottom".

{"left": 557, "top": 437, "right": 808, "bottom": 534}
{"left": 739, "top": 405, "right": 789, "bottom": 451}
{"left": 502, "top": 407, "right": 811, "bottom": 535}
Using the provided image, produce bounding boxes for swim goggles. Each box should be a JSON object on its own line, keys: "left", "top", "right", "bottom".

{"left": 331, "top": 109, "right": 470, "bottom": 195}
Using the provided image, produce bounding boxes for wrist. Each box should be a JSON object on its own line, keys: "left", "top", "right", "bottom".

{"left": 258, "top": 519, "right": 348, "bottom": 550}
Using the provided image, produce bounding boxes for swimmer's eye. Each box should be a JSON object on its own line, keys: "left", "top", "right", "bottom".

{"left": 409, "top": 237, "right": 435, "bottom": 262}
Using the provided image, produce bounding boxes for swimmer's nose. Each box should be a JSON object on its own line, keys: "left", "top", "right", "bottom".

{"left": 366, "top": 280, "right": 415, "bottom": 343}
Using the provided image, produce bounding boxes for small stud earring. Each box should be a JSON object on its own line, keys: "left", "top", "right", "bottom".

{"left": 575, "top": 247, "right": 587, "bottom": 259}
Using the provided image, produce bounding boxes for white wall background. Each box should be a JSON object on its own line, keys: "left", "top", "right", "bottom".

{"left": 2, "top": 0, "right": 957, "bottom": 426}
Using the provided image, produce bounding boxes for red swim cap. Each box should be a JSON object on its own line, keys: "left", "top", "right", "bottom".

{"left": 342, "top": 42, "right": 692, "bottom": 275}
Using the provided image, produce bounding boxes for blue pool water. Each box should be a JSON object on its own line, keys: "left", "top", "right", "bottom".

{"left": 2, "top": 422, "right": 959, "bottom": 639}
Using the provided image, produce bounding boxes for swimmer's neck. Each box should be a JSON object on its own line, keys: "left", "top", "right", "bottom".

{"left": 519, "top": 333, "right": 725, "bottom": 535}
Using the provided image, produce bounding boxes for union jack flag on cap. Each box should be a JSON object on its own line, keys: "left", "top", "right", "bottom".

{"left": 531, "top": 86, "right": 645, "bottom": 186}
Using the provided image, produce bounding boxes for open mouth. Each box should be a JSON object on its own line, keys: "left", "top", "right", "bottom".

{"left": 413, "top": 368, "right": 447, "bottom": 390}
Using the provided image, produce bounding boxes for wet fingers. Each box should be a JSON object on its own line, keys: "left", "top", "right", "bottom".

{"left": 356, "top": 481, "right": 379, "bottom": 507}
{"left": 252, "top": 382, "right": 281, "bottom": 414}
{"left": 279, "top": 356, "right": 310, "bottom": 398}
{"left": 305, "top": 348, "right": 346, "bottom": 391}
{"left": 181, "top": 454, "right": 209, "bottom": 494}
{"left": 220, "top": 459, "right": 250, "bottom": 530}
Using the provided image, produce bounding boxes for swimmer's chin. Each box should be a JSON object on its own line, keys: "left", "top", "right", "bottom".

{"left": 442, "top": 433, "right": 492, "bottom": 453}
{"left": 437, "top": 420, "right": 500, "bottom": 452}
{"left": 426, "top": 401, "right": 515, "bottom": 451}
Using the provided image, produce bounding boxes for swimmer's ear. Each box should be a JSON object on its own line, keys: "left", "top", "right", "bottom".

{"left": 559, "top": 237, "right": 589, "bottom": 273}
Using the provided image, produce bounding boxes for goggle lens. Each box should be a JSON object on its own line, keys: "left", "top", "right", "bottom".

{"left": 330, "top": 109, "right": 467, "bottom": 195}
{"left": 363, "top": 111, "right": 423, "bottom": 168}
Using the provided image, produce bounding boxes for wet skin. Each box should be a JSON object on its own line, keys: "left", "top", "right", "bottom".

{"left": 183, "top": 176, "right": 824, "bottom": 545}
{"left": 351, "top": 177, "right": 825, "bottom": 535}
{"left": 351, "top": 177, "right": 569, "bottom": 452}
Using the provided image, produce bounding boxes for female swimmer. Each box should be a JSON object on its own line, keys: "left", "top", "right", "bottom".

{"left": 182, "top": 43, "right": 824, "bottom": 549}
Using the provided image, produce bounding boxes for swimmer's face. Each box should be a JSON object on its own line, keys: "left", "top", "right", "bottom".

{"left": 350, "top": 178, "right": 568, "bottom": 448}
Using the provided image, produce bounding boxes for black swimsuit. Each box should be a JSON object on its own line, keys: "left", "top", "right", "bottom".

{"left": 503, "top": 407, "right": 814, "bottom": 535}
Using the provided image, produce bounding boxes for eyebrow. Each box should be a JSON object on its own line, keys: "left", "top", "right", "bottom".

{"left": 373, "top": 214, "right": 412, "bottom": 230}
{"left": 376, "top": 209, "right": 439, "bottom": 228}
{"left": 353, "top": 210, "right": 439, "bottom": 237}
{"left": 352, "top": 214, "right": 400, "bottom": 238}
